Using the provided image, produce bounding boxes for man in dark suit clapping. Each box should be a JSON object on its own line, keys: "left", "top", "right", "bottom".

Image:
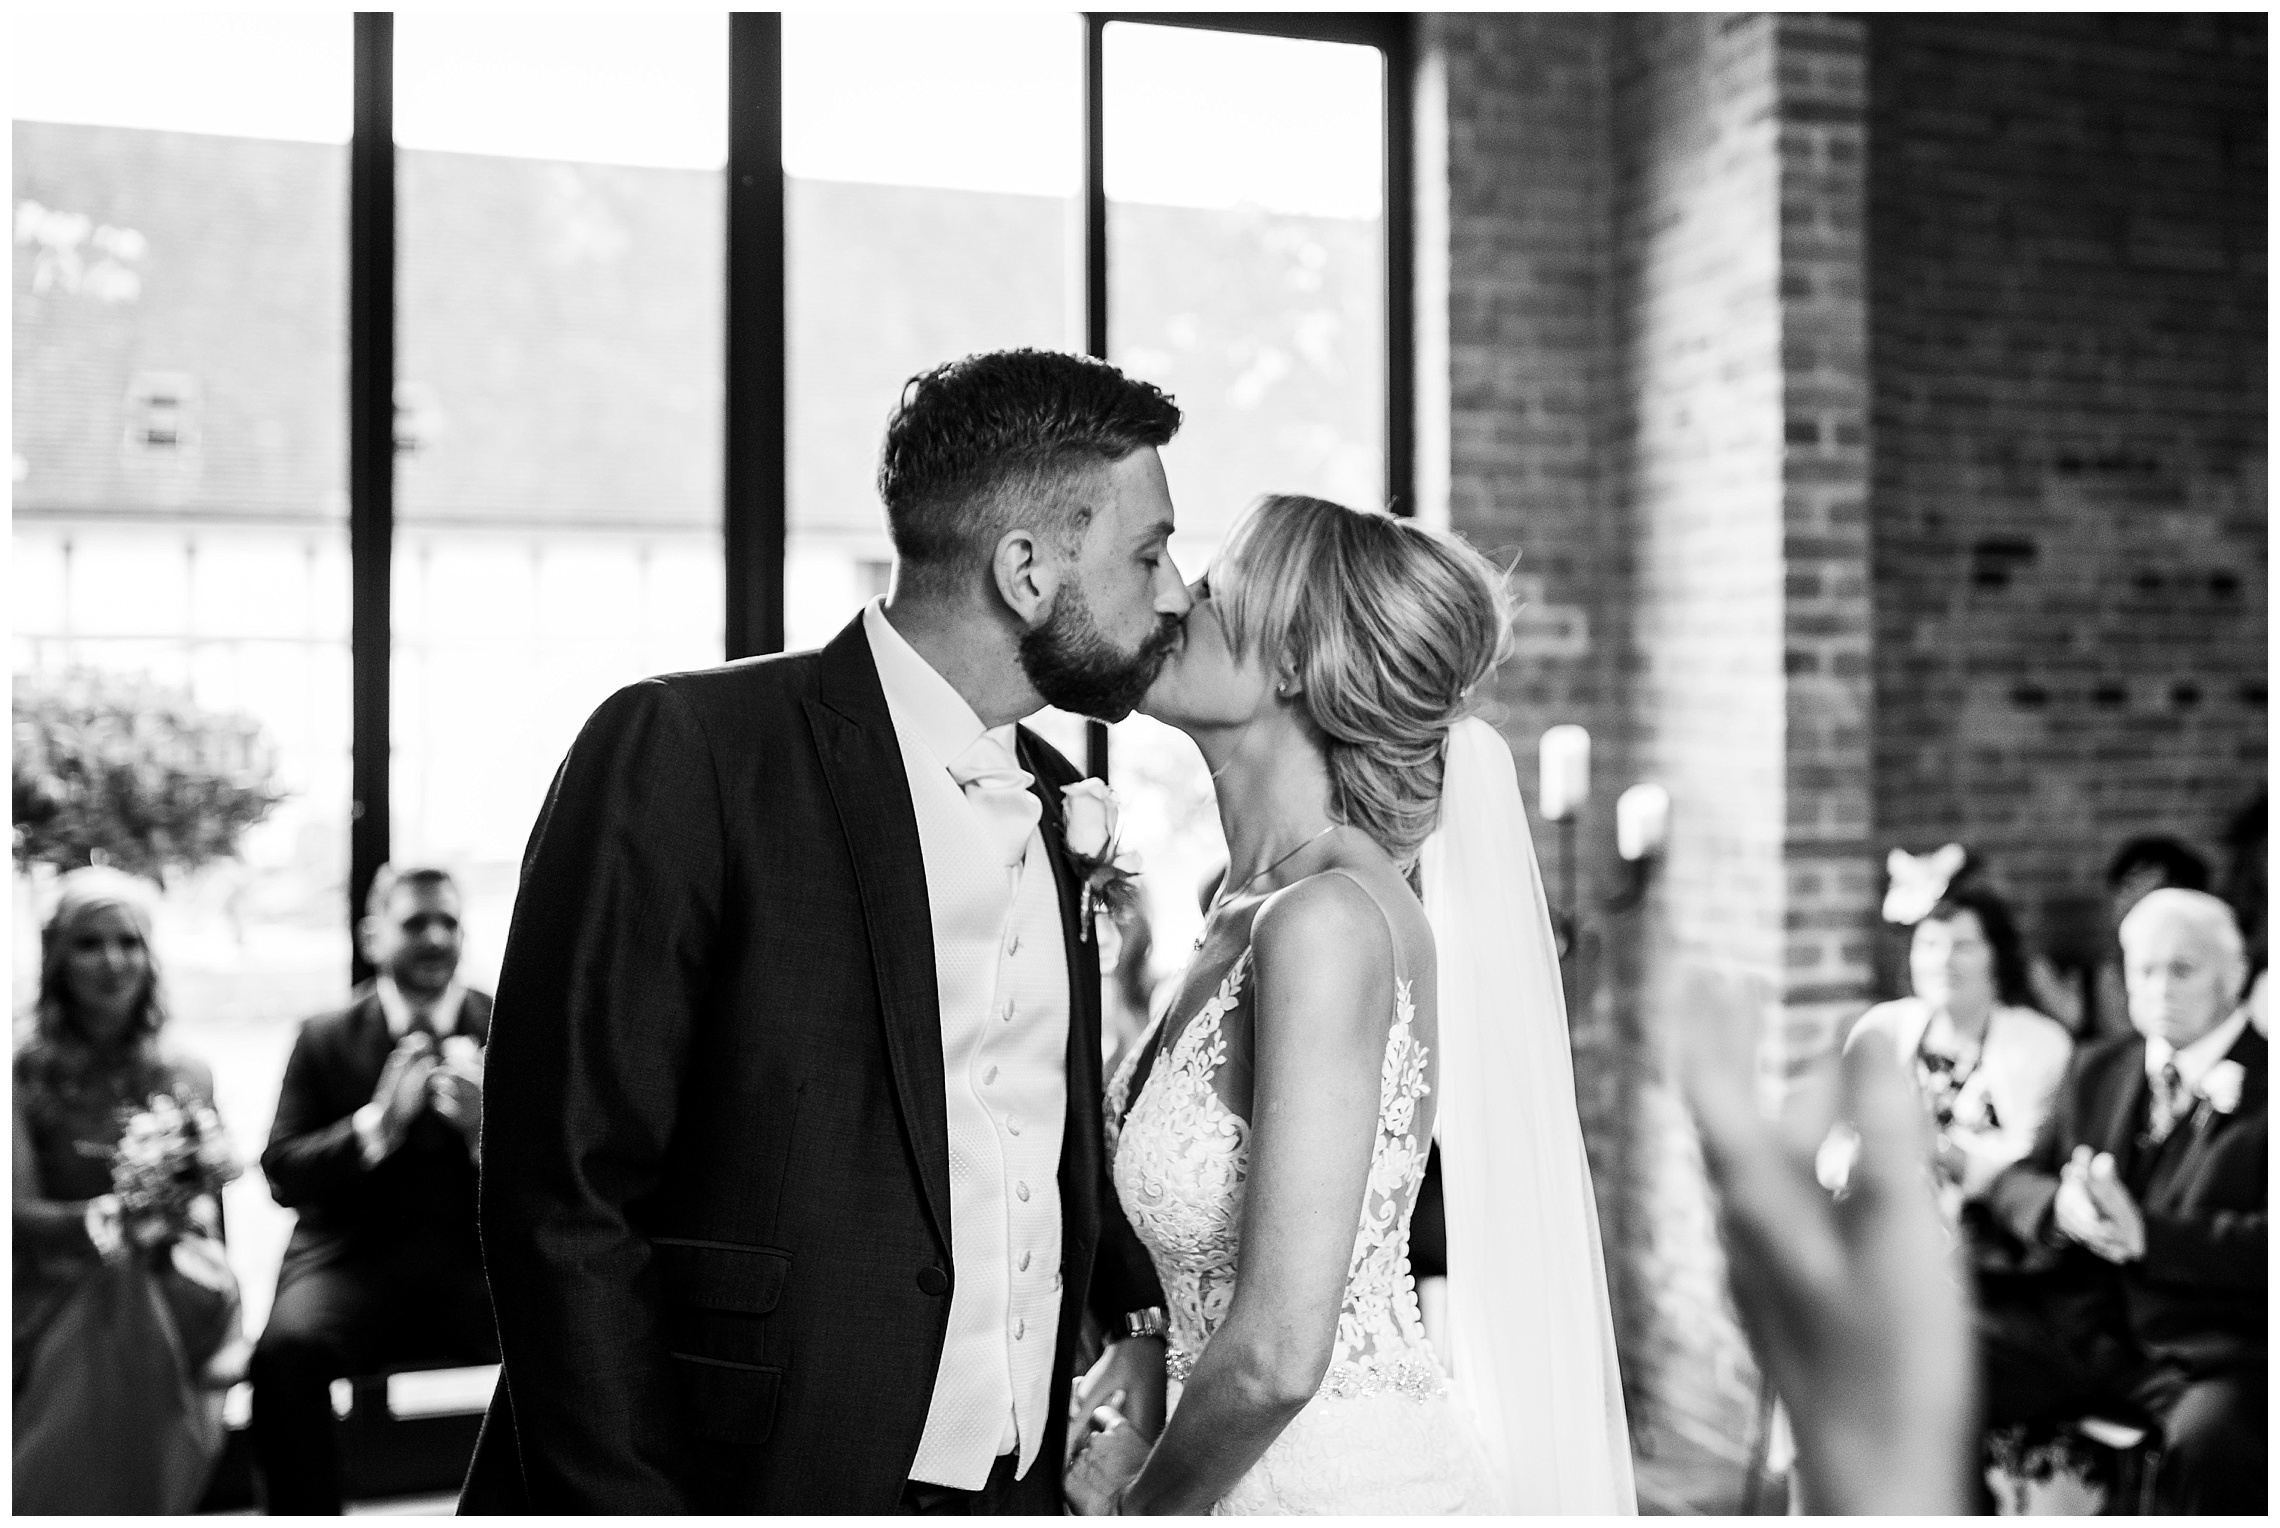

{"left": 1981, "top": 887, "right": 2266, "bottom": 1513}
{"left": 250, "top": 864, "right": 497, "bottom": 1513}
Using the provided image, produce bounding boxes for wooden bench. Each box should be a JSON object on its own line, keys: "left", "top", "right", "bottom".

{"left": 197, "top": 1362, "right": 498, "bottom": 1512}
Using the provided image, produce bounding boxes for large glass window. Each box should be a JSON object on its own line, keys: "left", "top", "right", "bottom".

{"left": 780, "top": 12, "right": 1083, "bottom": 653}
{"left": 392, "top": 15, "right": 728, "bottom": 992}
{"left": 1101, "top": 22, "right": 1391, "bottom": 962}
{"left": 12, "top": 19, "right": 1404, "bottom": 1332}
{"left": 12, "top": 12, "right": 355, "bottom": 1333}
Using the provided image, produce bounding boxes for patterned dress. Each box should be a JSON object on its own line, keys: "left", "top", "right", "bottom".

{"left": 1105, "top": 914, "right": 1503, "bottom": 1514}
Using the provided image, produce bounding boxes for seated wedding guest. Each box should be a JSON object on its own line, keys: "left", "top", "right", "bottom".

{"left": 1678, "top": 967, "right": 1976, "bottom": 1514}
{"left": 1834, "top": 881, "right": 2073, "bottom": 1228}
{"left": 251, "top": 864, "right": 495, "bottom": 1514}
{"left": 1979, "top": 887, "right": 2266, "bottom": 1514}
{"left": 14, "top": 867, "right": 245, "bottom": 1513}
{"left": 2084, "top": 836, "right": 2213, "bottom": 1040}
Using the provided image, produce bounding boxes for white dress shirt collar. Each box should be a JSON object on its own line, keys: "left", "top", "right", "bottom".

{"left": 376, "top": 973, "right": 467, "bottom": 1040}
{"left": 2144, "top": 1002, "right": 2252, "bottom": 1091}
{"left": 863, "top": 598, "right": 1017, "bottom": 774}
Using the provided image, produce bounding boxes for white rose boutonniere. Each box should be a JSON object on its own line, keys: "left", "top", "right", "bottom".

{"left": 2200, "top": 1059, "right": 2246, "bottom": 1117}
{"left": 1059, "top": 779, "right": 1139, "bottom": 941}
{"left": 1062, "top": 778, "right": 1117, "bottom": 860}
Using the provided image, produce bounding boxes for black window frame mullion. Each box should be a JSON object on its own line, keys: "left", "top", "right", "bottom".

{"left": 1086, "top": 12, "right": 1415, "bottom": 517}
{"left": 348, "top": 10, "right": 394, "bottom": 982}
{"left": 1079, "top": 12, "right": 1416, "bottom": 784}
{"left": 725, "top": 13, "right": 787, "bottom": 661}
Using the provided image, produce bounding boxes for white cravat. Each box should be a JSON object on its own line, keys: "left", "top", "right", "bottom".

{"left": 950, "top": 731, "right": 1044, "bottom": 871}
{"left": 863, "top": 601, "right": 1070, "bottom": 1489}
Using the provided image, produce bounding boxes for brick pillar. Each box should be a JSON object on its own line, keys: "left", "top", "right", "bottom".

{"left": 1418, "top": 2, "right": 1631, "bottom": 1267}
{"left": 1610, "top": 15, "right": 1788, "bottom": 1506}
{"left": 1424, "top": 12, "right": 1878, "bottom": 1510}
{"left": 1775, "top": 13, "right": 1879, "bottom": 1075}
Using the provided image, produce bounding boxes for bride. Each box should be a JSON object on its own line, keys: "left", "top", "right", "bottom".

{"left": 1064, "top": 494, "right": 1635, "bottom": 1515}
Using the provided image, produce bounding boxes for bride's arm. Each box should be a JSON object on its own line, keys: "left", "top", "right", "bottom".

{"left": 1110, "top": 876, "right": 1395, "bottom": 1515}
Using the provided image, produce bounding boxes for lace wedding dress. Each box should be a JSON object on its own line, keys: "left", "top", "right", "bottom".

{"left": 1105, "top": 916, "right": 1505, "bottom": 1514}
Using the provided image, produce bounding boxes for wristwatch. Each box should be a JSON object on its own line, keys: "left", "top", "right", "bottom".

{"left": 1122, "top": 1306, "right": 1168, "bottom": 1340}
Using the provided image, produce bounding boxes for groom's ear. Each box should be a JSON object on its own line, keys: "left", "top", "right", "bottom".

{"left": 991, "top": 528, "right": 1060, "bottom": 625}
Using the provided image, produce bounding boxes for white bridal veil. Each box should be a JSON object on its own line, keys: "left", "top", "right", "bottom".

{"left": 1421, "top": 717, "right": 1637, "bottom": 1514}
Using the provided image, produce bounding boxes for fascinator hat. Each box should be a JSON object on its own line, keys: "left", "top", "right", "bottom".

{"left": 1882, "top": 843, "right": 1971, "bottom": 926}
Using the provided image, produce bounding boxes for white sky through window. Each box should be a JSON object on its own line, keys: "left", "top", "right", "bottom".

{"left": 13, "top": 10, "right": 1382, "bottom": 218}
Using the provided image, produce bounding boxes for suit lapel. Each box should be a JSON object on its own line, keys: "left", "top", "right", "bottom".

{"left": 347, "top": 986, "right": 392, "bottom": 1080}
{"left": 810, "top": 617, "right": 953, "bottom": 1255}
{"left": 1018, "top": 729, "right": 1103, "bottom": 1263}
{"left": 2159, "top": 1027, "right": 2267, "bottom": 1196}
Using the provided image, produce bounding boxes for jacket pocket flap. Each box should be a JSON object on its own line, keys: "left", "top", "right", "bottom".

{"left": 669, "top": 1352, "right": 781, "bottom": 1445}
{"left": 655, "top": 1240, "right": 790, "bottom": 1314}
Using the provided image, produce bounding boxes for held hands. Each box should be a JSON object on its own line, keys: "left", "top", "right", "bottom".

{"left": 1065, "top": 1390, "right": 1148, "bottom": 1514}
{"left": 1676, "top": 969, "right": 1976, "bottom": 1516}
{"left": 2053, "top": 1146, "right": 2145, "bottom": 1262}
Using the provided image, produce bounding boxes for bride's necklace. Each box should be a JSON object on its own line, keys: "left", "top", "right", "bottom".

{"left": 1192, "top": 823, "right": 1339, "bottom": 951}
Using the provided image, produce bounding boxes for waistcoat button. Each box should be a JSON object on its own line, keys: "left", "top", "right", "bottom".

{"left": 916, "top": 1265, "right": 949, "bottom": 1296}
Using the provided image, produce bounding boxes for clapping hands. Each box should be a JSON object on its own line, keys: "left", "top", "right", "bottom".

{"left": 2053, "top": 1146, "right": 2144, "bottom": 1263}
{"left": 367, "top": 1033, "right": 484, "bottom": 1161}
{"left": 428, "top": 1035, "right": 484, "bottom": 1156}
{"left": 370, "top": 1036, "right": 440, "bottom": 1156}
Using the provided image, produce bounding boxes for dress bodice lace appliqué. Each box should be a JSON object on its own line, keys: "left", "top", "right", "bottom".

{"left": 1106, "top": 943, "right": 1440, "bottom": 1400}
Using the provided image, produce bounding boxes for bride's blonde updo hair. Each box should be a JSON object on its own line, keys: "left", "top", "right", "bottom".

{"left": 1213, "top": 494, "right": 1512, "bottom": 864}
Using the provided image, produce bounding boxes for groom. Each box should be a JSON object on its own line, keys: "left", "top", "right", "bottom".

{"left": 460, "top": 349, "right": 1183, "bottom": 1513}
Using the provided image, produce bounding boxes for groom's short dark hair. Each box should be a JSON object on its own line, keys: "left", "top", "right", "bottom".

{"left": 877, "top": 349, "right": 1180, "bottom": 581}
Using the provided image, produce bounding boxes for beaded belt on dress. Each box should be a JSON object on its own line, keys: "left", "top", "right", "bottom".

{"left": 1165, "top": 1345, "right": 1447, "bottom": 1401}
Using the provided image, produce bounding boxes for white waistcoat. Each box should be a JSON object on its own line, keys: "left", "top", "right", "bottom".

{"left": 866, "top": 604, "right": 1071, "bottom": 1489}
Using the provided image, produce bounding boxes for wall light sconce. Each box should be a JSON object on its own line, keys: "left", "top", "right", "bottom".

{"left": 1538, "top": 726, "right": 1669, "bottom": 955}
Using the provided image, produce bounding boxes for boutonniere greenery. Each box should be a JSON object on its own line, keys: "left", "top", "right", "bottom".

{"left": 2198, "top": 1058, "right": 2246, "bottom": 1119}
{"left": 1058, "top": 779, "right": 1140, "bottom": 941}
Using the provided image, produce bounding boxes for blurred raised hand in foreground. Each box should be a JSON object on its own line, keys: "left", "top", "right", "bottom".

{"left": 1675, "top": 968, "right": 1978, "bottom": 1515}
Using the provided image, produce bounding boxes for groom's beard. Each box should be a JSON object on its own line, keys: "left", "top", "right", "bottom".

{"left": 1019, "top": 585, "right": 1183, "bottom": 722}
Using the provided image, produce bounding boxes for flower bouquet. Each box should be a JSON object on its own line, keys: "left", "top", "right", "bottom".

{"left": 112, "top": 1092, "right": 241, "bottom": 1245}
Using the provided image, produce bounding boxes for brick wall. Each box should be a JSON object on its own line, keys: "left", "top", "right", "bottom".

{"left": 1416, "top": 11, "right": 2260, "bottom": 1512}
{"left": 1608, "top": 13, "right": 1788, "bottom": 1508}
{"left": 1775, "top": 13, "right": 1879, "bottom": 1071}
{"left": 1427, "top": 12, "right": 1891, "bottom": 1510}
{"left": 1866, "top": 14, "right": 2268, "bottom": 971}
{"left": 1420, "top": 0, "right": 1634, "bottom": 1292}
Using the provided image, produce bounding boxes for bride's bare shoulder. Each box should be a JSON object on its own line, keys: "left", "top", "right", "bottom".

{"left": 1248, "top": 868, "right": 1418, "bottom": 1040}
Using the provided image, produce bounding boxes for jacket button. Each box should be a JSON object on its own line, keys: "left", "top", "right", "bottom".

{"left": 917, "top": 1266, "right": 949, "bottom": 1296}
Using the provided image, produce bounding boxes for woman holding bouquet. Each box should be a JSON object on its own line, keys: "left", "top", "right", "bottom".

{"left": 13, "top": 866, "right": 245, "bottom": 1513}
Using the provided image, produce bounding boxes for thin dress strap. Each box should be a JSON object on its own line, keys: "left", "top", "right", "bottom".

{"left": 1318, "top": 865, "right": 1406, "bottom": 992}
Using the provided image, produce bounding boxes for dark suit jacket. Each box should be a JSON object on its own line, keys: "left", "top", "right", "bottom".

{"left": 1984, "top": 1023, "right": 2266, "bottom": 1379}
{"left": 261, "top": 985, "right": 493, "bottom": 1289}
{"left": 460, "top": 615, "right": 1164, "bottom": 1514}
